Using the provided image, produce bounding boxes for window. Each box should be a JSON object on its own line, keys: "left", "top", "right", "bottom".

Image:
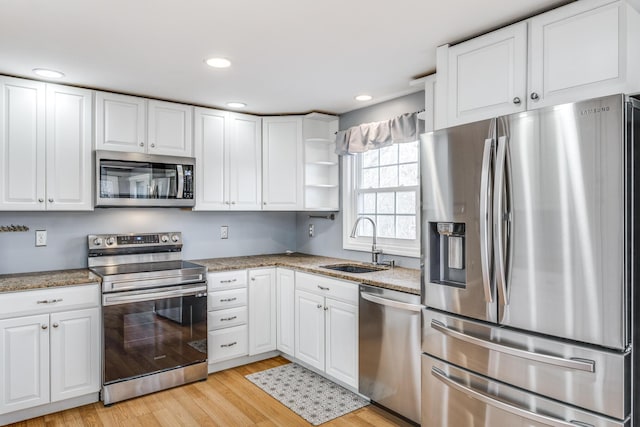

{"left": 343, "top": 141, "right": 420, "bottom": 258}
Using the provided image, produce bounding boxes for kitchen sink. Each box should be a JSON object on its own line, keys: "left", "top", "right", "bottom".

{"left": 320, "top": 263, "right": 387, "bottom": 273}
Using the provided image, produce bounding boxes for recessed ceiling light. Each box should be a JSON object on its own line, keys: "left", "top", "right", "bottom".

{"left": 227, "top": 102, "right": 246, "bottom": 109}
{"left": 355, "top": 94, "right": 373, "bottom": 101}
{"left": 33, "top": 68, "right": 64, "bottom": 79}
{"left": 205, "top": 57, "right": 231, "bottom": 68}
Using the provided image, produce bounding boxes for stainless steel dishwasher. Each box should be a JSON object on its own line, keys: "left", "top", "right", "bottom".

{"left": 359, "top": 284, "right": 422, "bottom": 424}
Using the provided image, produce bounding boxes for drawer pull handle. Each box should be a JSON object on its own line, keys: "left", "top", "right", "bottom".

{"left": 318, "top": 285, "right": 330, "bottom": 291}
{"left": 37, "top": 298, "right": 63, "bottom": 304}
{"left": 220, "top": 297, "right": 237, "bottom": 302}
{"left": 221, "top": 316, "right": 237, "bottom": 322}
{"left": 221, "top": 342, "right": 237, "bottom": 348}
{"left": 220, "top": 279, "right": 237, "bottom": 284}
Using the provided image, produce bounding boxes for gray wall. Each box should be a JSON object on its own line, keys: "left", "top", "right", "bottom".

{"left": 295, "top": 91, "right": 425, "bottom": 269}
{"left": 0, "top": 210, "right": 296, "bottom": 274}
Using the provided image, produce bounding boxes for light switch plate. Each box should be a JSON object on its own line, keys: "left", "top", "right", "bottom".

{"left": 35, "top": 230, "right": 47, "bottom": 247}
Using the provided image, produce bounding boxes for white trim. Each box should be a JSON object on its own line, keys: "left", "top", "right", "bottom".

{"left": 341, "top": 155, "right": 420, "bottom": 259}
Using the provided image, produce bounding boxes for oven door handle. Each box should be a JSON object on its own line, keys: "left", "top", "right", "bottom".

{"left": 103, "top": 285, "right": 207, "bottom": 306}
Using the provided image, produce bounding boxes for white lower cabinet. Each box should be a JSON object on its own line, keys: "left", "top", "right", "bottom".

{"left": 276, "top": 268, "right": 295, "bottom": 357}
{"left": 248, "top": 268, "right": 276, "bottom": 355}
{"left": 0, "top": 285, "right": 100, "bottom": 416}
{"left": 207, "top": 270, "right": 249, "bottom": 364}
{"left": 294, "top": 272, "right": 358, "bottom": 388}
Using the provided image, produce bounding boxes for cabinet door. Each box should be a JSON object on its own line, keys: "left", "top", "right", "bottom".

{"left": 50, "top": 308, "right": 100, "bottom": 402}
{"left": 0, "top": 314, "right": 50, "bottom": 414}
{"left": 528, "top": 0, "right": 628, "bottom": 108}
{"left": 248, "top": 268, "right": 276, "bottom": 355}
{"left": 95, "top": 91, "right": 146, "bottom": 153}
{"left": 276, "top": 268, "right": 295, "bottom": 356}
{"left": 229, "top": 113, "right": 262, "bottom": 210}
{"left": 447, "top": 22, "right": 527, "bottom": 125}
{"left": 0, "top": 77, "right": 46, "bottom": 210}
{"left": 147, "top": 100, "right": 193, "bottom": 156}
{"left": 262, "top": 117, "right": 303, "bottom": 210}
{"left": 325, "top": 298, "right": 358, "bottom": 388}
{"left": 295, "top": 290, "right": 325, "bottom": 371}
{"left": 45, "top": 84, "right": 93, "bottom": 211}
{"left": 193, "top": 107, "right": 228, "bottom": 210}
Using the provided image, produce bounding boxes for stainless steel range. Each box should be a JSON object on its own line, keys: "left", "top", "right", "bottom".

{"left": 88, "top": 232, "right": 208, "bottom": 405}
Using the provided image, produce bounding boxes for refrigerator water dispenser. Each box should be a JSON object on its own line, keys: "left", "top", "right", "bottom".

{"left": 429, "top": 222, "right": 466, "bottom": 286}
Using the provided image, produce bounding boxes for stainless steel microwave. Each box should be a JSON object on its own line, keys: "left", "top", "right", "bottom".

{"left": 95, "top": 150, "right": 195, "bottom": 207}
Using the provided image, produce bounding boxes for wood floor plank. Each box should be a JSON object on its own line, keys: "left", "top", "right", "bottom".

{"left": 5, "top": 357, "right": 406, "bottom": 427}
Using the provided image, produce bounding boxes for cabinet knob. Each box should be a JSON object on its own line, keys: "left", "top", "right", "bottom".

{"left": 139, "top": 142, "right": 144, "bottom": 147}
{"left": 48, "top": 198, "right": 54, "bottom": 203}
{"left": 251, "top": 277, "right": 256, "bottom": 281}
{"left": 41, "top": 324, "right": 48, "bottom": 330}
{"left": 38, "top": 198, "right": 44, "bottom": 203}
{"left": 530, "top": 92, "right": 540, "bottom": 101}
{"left": 263, "top": 202, "right": 267, "bottom": 205}
{"left": 53, "top": 323, "right": 59, "bottom": 328}
{"left": 225, "top": 201, "right": 230, "bottom": 205}
{"left": 151, "top": 143, "right": 155, "bottom": 148}
{"left": 231, "top": 201, "right": 236, "bottom": 205}
{"left": 324, "top": 307, "right": 328, "bottom": 311}
{"left": 513, "top": 97, "right": 521, "bottom": 105}
{"left": 317, "top": 304, "right": 323, "bottom": 309}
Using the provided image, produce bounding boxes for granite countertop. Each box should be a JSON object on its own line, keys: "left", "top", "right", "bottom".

{"left": 0, "top": 253, "right": 420, "bottom": 296}
{"left": 191, "top": 253, "right": 420, "bottom": 295}
{"left": 0, "top": 269, "right": 101, "bottom": 293}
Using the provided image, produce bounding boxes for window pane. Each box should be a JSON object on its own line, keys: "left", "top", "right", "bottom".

{"left": 379, "top": 165, "right": 398, "bottom": 188}
{"left": 399, "top": 163, "right": 418, "bottom": 186}
{"left": 361, "top": 150, "right": 379, "bottom": 168}
{"left": 379, "top": 145, "right": 398, "bottom": 166}
{"left": 396, "top": 216, "right": 416, "bottom": 239}
{"left": 399, "top": 141, "right": 418, "bottom": 163}
{"left": 361, "top": 168, "right": 379, "bottom": 188}
{"left": 377, "top": 215, "right": 395, "bottom": 238}
{"left": 359, "top": 193, "right": 376, "bottom": 214}
{"left": 377, "top": 192, "right": 394, "bottom": 214}
{"left": 397, "top": 191, "right": 416, "bottom": 214}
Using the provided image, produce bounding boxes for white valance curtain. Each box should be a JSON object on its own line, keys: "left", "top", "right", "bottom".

{"left": 334, "top": 112, "right": 423, "bottom": 155}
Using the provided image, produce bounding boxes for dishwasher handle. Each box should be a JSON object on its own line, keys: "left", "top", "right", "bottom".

{"left": 360, "top": 291, "right": 423, "bottom": 312}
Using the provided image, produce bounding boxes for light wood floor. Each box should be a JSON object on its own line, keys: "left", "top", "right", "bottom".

{"left": 9, "top": 356, "right": 411, "bottom": 426}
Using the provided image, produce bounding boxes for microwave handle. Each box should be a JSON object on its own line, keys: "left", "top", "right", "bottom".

{"left": 177, "top": 165, "right": 184, "bottom": 198}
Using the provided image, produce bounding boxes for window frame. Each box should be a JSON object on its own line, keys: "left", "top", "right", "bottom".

{"left": 342, "top": 143, "right": 420, "bottom": 258}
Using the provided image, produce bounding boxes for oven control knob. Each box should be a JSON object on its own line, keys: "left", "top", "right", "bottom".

{"left": 161, "top": 235, "right": 169, "bottom": 243}
{"left": 93, "top": 238, "right": 103, "bottom": 246}
{"left": 106, "top": 237, "right": 116, "bottom": 246}
{"left": 171, "top": 234, "right": 180, "bottom": 243}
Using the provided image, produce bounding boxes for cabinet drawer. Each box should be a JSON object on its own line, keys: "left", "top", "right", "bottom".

{"left": 208, "top": 288, "right": 247, "bottom": 310}
{"left": 207, "top": 270, "right": 247, "bottom": 290}
{"left": 208, "top": 325, "right": 248, "bottom": 363}
{"left": 208, "top": 306, "right": 247, "bottom": 331}
{"left": 295, "top": 272, "right": 358, "bottom": 304}
{"left": 0, "top": 284, "right": 100, "bottom": 319}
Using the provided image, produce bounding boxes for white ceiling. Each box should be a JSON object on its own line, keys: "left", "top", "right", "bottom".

{"left": 0, "top": 0, "right": 571, "bottom": 115}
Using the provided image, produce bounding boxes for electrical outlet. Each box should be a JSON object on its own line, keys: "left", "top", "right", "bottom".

{"left": 220, "top": 225, "right": 229, "bottom": 239}
{"left": 308, "top": 224, "right": 315, "bottom": 237}
{"left": 35, "top": 230, "right": 47, "bottom": 247}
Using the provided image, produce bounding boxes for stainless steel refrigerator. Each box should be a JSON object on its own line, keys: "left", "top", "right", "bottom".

{"left": 420, "top": 94, "right": 638, "bottom": 427}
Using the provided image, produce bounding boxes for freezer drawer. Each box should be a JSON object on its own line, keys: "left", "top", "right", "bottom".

{"left": 422, "top": 309, "right": 630, "bottom": 420}
{"left": 422, "top": 354, "right": 629, "bottom": 427}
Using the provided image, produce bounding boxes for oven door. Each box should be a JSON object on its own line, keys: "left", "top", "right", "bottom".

{"left": 102, "top": 284, "right": 207, "bottom": 385}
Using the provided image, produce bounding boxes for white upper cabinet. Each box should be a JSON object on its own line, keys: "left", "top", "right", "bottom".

{"left": 95, "top": 92, "right": 146, "bottom": 153}
{"left": 446, "top": 22, "right": 527, "bottom": 126}
{"left": 0, "top": 77, "right": 92, "bottom": 211}
{"left": 437, "top": 0, "right": 640, "bottom": 127}
{"left": 528, "top": 0, "right": 640, "bottom": 108}
{"left": 262, "top": 116, "right": 303, "bottom": 211}
{"left": 96, "top": 92, "right": 193, "bottom": 157}
{"left": 194, "top": 107, "right": 261, "bottom": 211}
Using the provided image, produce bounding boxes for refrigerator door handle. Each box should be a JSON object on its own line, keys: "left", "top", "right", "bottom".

{"left": 431, "top": 367, "right": 594, "bottom": 427}
{"left": 430, "top": 320, "right": 595, "bottom": 372}
{"left": 494, "top": 135, "right": 509, "bottom": 305}
{"left": 479, "top": 137, "right": 494, "bottom": 303}
{"left": 360, "top": 291, "right": 424, "bottom": 312}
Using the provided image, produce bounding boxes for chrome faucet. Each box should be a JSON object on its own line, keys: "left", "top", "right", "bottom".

{"left": 350, "top": 216, "right": 382, "bottom": 265}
